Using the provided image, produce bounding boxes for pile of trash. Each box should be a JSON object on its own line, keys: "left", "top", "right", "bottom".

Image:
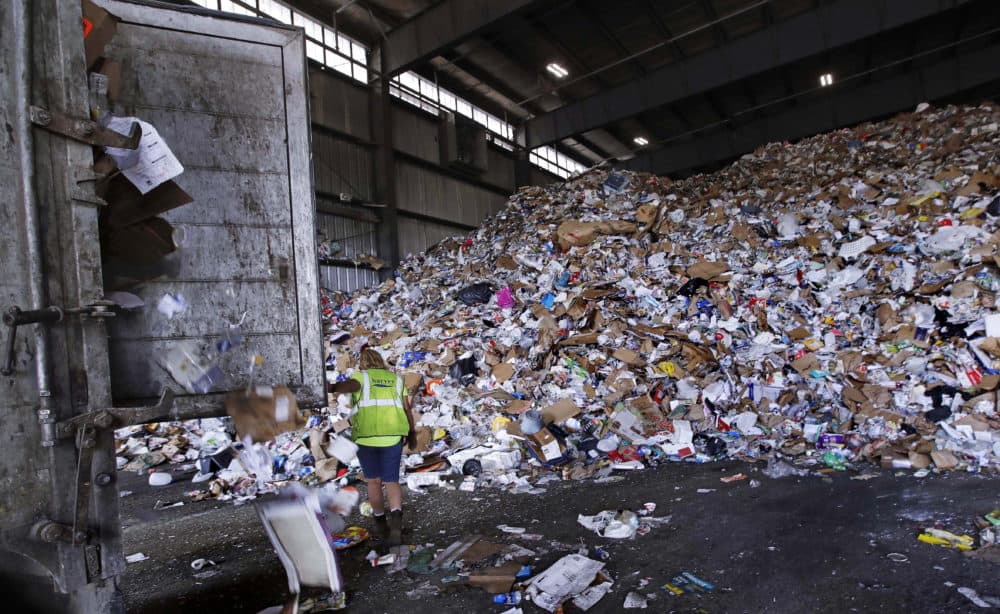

{"left": 321, "top": 102, "right": 1000, "bottom": 485}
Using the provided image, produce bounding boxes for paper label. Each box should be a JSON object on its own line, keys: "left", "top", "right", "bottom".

{"left": 105, "top": 117, "right": 184, "bottom": 194}
{"left": 540, "top": 439, "right": 562, "bottom": 461}
{"left": 274, "top": 396, "right": 290, "bottom": 422}
{"left": 255, "top": 386, "right": 274, "bottom": 398}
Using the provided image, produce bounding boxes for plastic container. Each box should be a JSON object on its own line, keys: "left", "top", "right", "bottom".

{"left": 148, "top": 471, "right": 173, "bottom": 486}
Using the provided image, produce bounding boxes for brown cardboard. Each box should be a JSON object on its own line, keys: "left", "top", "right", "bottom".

{"left": 403, "top": 426, "right": 433, "bottom": 454}
{"left": 468, "top": 562, "right": 522, "bottom": 594}
{"left": 560, "top": 332, "right": 600, "bottom": 346}
{"left": 541, "top": 398, "right": 580, "bottom": 424}
{"left": 331, "top": 418, "right": 351, "bottom": 434}
{"left": 225, "top": 386, "right": 304, "bottom": 443}
{"left": 908, "top": 452, "right": 932, "bottom": 469}
{"left": 100, "top": 174, "right": 193, "bottom": 229}
{"left": 82, "top": 0, "right": 119, "bottom": 70}
{"left": 790, "top": 353, "right": 821, "bottom": 375}
{"left": 525, "top": 427, "right": 564, "bottom": 462}
{"left": 635, "top": 204, "right": 658, "bottom": 225}
{"left": 686, "top": 261, "right": 730, "bottom": 281}
{"left": 403, "top": 372, "right": 423, "bottom": 395}
{"left": 101, "top": 216, "right": 176, "bottom": 265}
{"left": 504, "top": 399, "right": 532, "bottom": 415}
{"left": 612, "top": 348, "right": 643, "bottom": 366}
{"left": 491, "top": 362, "right": 515, "bottom": 383}
{"left": 931, "top": 449, "right": 959, "bottom": 470}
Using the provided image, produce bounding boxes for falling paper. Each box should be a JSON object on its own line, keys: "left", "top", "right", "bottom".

{"left": 105, "top": 116, "right": 184, "bottom": 194}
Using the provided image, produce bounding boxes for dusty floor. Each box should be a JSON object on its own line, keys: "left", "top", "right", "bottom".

{"left": 118, "top": 461, "right": 1000, "bottom": 613}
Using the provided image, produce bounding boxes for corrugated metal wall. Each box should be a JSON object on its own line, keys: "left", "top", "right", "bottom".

{"left": 313, "top": 129, "right": 373, "bottom": 201}
{"left": 315, "top": 204, "right": 380, "bottom": 291}
{"left": 396, "top": 161, "right": 509, "bottom": 228}
{"left": 398, "top": 217, "right": 467, "bottom": 260}
{"left": 308, "top": 69, "right": 542, "bottom": 294}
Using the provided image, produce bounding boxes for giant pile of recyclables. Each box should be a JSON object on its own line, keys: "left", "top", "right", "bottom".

{"left": 324, "top": 102, "right": 1000, "bottom": 486}
{"left": 118, "top": 103, "right": 1000, "bottom": 503}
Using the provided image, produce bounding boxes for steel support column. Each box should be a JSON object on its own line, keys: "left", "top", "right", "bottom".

{"left": 371, "top": 47, "right": 399, "bottom": 278}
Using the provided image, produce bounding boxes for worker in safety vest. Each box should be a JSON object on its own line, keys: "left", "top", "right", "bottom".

{"left": 349, "top": 348, "right": 417, "bottom": 546}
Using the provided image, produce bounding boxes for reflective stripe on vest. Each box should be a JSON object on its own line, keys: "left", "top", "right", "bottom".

{"left": 358, "top": 370, "right": 403, "bottom": 410}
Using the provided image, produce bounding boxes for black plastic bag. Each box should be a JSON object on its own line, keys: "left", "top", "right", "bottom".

{"left": 450, "top": 355, "right": 478, "bottom": 384}
{"left": 456, "top": 282, "right": 493, "bottom": 306}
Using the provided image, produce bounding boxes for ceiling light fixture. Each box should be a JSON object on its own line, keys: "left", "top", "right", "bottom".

{"left": 819, "top": 73, "right": 834, "bottom": 87}
{"left": 633, "top": 136, "right": 649, "bottom": 146}
{"left": 546, "top": 63, "right": 568, "bottom": 79}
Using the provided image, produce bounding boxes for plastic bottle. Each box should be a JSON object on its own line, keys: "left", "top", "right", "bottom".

{"left": 492, "top": 591, "right": 522, "bottom": 605}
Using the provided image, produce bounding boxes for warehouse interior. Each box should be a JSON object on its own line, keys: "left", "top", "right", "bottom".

{"left": 2, "top": 0, "right": 1000, "bottom": 612}
{"left": 195, "top": 0, "right": 1000, "bottom": 284}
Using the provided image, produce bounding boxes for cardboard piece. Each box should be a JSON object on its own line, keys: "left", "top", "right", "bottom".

{"left": 225, "top": 386, "right": 304, "bottom": 443}
{"left": 403, "top": 426, "right": 433, "bottom": 454}
{"left": 491, "top": 362, "right": 515, "bottom": 383}
{"left": 82, "top": 0, "right": 119, "bottom": 70}
{"left": 100, "top": 174, "right": 193, "bottom": 229}
{"left": 541, "top": 398, "right": 581, "bottom": 424}
{"left": 686, "top": 261, "right": 731, "bottom": 281}
{"left": 468, "top": 562, "right": 521, "bottom": 594}
{"left": 612, "top": 348, "right": 643, "bottom": 366}
{"left": 524, "top": 427, "right": 565, "bottom": 462}
{"left": 403, "top": 372, "right": 423, "bottom": 395}
{"left": 931, "top": 449, "right": 959, "bottom": 470}
{"left": 556, "top": 220, "right": 637, "bottom": 248}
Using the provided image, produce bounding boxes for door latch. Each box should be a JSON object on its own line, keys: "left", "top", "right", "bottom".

{"left": 29, "top": 105, "right": 141, "bottom": 149}
{"left": 2, "top": 302, "right": 117, "bottom": 376}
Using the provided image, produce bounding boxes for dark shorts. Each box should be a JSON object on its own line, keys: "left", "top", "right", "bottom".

{"left": 356, "top": 441, "right": 403, "bottom": 483}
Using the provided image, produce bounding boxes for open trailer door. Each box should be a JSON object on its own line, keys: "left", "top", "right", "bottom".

{"left": 0, "top": 1, "right": 322, "bottom": 610}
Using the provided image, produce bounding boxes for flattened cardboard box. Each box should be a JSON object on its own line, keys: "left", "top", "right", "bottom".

{"left": 225, "top": 386, "right": 304, "bottom": 443}
{"left": 525, "top": 427, "right": 564, "bottom": 462}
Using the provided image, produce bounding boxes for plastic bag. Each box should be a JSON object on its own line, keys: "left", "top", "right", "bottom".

{"left": 456, "top": 282, "right": 493, "bottom": 305}
{"left": 450, "top": 354, "right": 478, "bottom": 384}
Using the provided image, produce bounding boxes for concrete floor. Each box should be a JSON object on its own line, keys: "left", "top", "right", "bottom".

{"left": 119, "top": 462, "right": 999, "bottom": 613}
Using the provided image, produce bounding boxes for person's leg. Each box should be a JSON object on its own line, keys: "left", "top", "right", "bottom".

{"left": 355, "top": 444, "right": 386, "bottom": 516}
{"left": 380, "top": 441, "right": 404, "bottom": 511}
{"left": 381, "top": 441, "right": 406, "bottom": 546}
{"left": 385, "top": 482, "right": 403, "bottom": 512}
{"left": 366, "top": 478, "right": 385, "bottom": 515}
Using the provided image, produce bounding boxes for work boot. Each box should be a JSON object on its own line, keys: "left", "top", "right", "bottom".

{"left": 371, "top": 514, "right": 389, "bottom": 540}
{"left": 387, "top": 509, "right": 403, "bottom": 547}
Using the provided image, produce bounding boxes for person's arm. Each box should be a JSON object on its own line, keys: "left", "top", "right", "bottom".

{"left": 403, "top": 394, "right": 418, "bottom": 450}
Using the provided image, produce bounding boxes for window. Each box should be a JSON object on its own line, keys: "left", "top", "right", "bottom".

{"left": 196, "top": 0, "right": 585, "bottom": 178}
{"left": 203, "top": 0, "right": 368, "bottom": 84}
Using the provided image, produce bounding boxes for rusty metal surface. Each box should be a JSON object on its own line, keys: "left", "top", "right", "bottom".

{"left": 97, "top": 0, "right": 324, "bottom": 410}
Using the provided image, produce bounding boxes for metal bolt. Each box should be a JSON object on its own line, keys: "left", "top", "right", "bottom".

{"left": 37, "top": 522, "right": 65, "bottom": 543}
{"left": 75, "top": 121, "right": 95, "bottom": 137}
{"left": 34, "top": 109, "right": 52, "bottom": 125}
{"left": 93, "top": 412, "right": 113, "bottom": 429}
{"left": 95, "top": 472, "right": 112, "bottom": 487}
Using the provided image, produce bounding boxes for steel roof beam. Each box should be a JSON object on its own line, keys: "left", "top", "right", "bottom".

{"left": 525, "top": 0, "right": 970, "bottom": 149}
{"left": 383, "top": 0, "right": 544, "bottom": 77}
{"left": 617, "top": 40, "right": 1000, "bottom": 176}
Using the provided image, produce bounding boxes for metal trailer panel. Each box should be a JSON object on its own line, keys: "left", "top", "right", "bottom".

{"left": 1, "top": 0, "right": 123, "bottom": 603}
{"left": 97, "top": 0, "right": 325, "bottom": 411}
{"left": 1, "top": 0, "right": 323, "bottom": 606}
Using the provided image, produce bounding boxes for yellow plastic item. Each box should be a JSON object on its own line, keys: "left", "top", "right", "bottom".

{"left": 432, "top": 428, "right": 447, "bottom": 441}
{"left": 492, "top": 416, "right": 512, "bottom": 432}
{"left": 658, "top": 361, "right": 677, "bottom": 377}
{"left": 918, "top": 529, "right": 974, "bottom": 550}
